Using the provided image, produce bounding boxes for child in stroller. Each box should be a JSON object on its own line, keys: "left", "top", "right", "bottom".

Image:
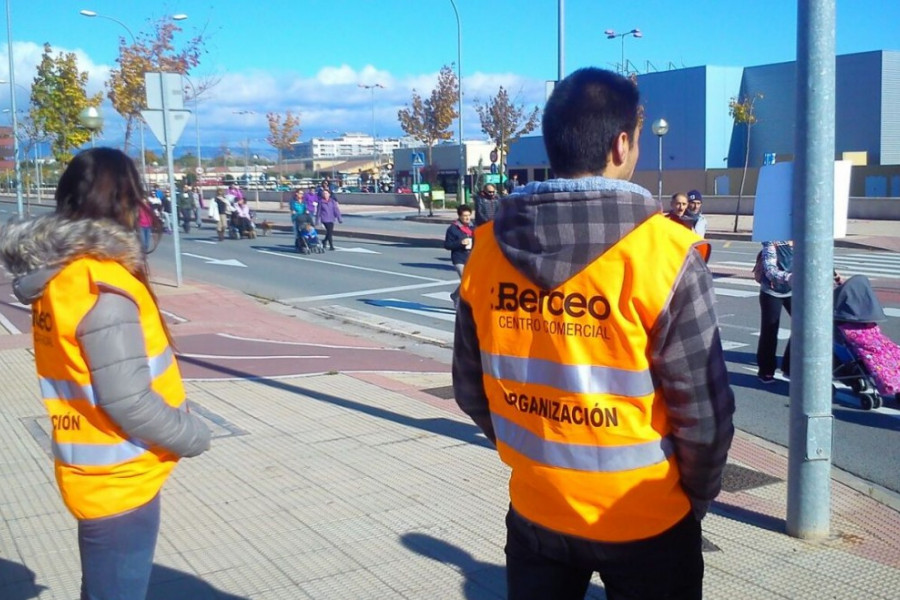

{"left": 297, "top": 221, "right": 324, "bottom": 254}
{"left": 833, "top": 274, "right": 900, "bottom": 410}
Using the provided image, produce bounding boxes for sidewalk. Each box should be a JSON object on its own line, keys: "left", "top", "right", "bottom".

{"left": 0, "top": 277, "right": 898, "bottom": 598}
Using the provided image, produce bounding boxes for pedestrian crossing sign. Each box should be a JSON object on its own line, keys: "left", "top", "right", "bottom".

{"left": 411, "top": 152, "right": 425, "bottom": 168}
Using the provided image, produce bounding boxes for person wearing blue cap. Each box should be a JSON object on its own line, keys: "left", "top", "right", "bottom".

{"left": 684, "top": 190, "right": 707, "bottom": 238}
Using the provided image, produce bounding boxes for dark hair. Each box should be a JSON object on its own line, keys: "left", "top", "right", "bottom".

{"left": 542, "top": 68, "right": 640, "bottom": 177}
{"left": 457, "top": 204, "right": 471, "bottom": 217}
{"left": 56, "top": 147, "right": 147, "bottom": 229}
{"left": 55, "top": 148, "right": 171, "bottom": 340}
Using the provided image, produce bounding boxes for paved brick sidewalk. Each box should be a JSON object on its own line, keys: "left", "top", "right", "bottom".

{"left": 0, "top": 281, "right": 898, "bottom": 598}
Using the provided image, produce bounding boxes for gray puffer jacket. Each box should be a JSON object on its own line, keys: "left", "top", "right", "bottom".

{"left": 0, "top": 215, "right": 210, "bottom": 458}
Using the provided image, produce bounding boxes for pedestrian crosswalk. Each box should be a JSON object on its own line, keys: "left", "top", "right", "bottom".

{"left": 715, "top": 251, "right": 900, "bottom": 281}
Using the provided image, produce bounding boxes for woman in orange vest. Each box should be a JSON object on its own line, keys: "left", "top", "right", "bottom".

{"left": 0, "top": 148, "right": 211, "bottom": 600}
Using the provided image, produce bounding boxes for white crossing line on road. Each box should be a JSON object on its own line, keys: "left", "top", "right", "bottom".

{"left": 257, "top": 249, "right": 444, "bottom": 283}
{"left": 885, "top": 308, "right": 900, "bottom": 318}
{"left": 422, "top": 291, "right": 453, "bottom": 302}
{"left": 715, "top": 288, "right": 759, "bottom": 298}
{"left": 0, "top": 310, "right": 21, "bottom": 335}
{"left": 284, "top": 281, "right": 453, "bottom": 304}
{"left": 721, "top": 341, "right": 748, "bottom": 350}
{"left": 375, "top": 298, "right": 457, "bottom": 323}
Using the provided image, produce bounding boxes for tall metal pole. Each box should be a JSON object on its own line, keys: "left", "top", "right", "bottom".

{"left": 6, "top": 0, "right": 23, "bottom": 218}
{"left": 657, "top": 135, "right": 663, "bottom": 203}
{"left": 450, "top": 0, "right": 465, "bottom": 204}
{"left": 558, "top": 0, "right": 564, "bottom": 81}
{"left": 787, "top": 0, "right": 835, "bottom": 540}
{"left": 139, "top": 120, "right": 147, "bottom": 187}
{"left": 621, "top": 35, "right": 626, "bottom": 75}
{"left": 159, "top": 75, "right": 183, "bottom": 287}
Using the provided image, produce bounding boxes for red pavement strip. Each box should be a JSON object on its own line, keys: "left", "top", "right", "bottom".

{"left": 154, "top": 280, "right": 447, "bottom": 380}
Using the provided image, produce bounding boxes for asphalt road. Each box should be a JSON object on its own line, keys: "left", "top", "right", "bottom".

{"left": 2, "top": 204, "right": 898, "bottom": 494}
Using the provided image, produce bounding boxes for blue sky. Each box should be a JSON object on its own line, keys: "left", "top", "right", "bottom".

{"left": 3, "top": 0, "right": 899, "bottom": 155}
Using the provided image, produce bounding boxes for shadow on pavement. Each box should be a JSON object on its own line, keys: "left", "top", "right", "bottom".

{"left": 0, "top": 559, "right": 46, "bottom": 599}
{"left": 147, "top": 564, "right": 248, "bottom": 599}
{"left": 832, "top": 402, "right": 900, "bottom": 431}
{"left": 400, "top": 261, "right": 458, "bottom": 272}
{"left": 710, "top": 501, "right": 785, "bottom": 534}
{"left": 176, "top": 354, "right": 493, "bottom": 450}
{"left": 401, "top": 533, "right": 608, "bottom": 600}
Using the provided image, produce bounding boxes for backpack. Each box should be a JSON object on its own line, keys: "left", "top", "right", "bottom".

{"left": 752, "top": 250, "right": 765, "bottom": 283}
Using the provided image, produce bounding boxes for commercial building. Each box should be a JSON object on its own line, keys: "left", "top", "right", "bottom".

{"left": 286, "top": 133, "right": 401, "bottom": 160}
{"left": 507, "top": 50, "right": 900, "bottom": 197}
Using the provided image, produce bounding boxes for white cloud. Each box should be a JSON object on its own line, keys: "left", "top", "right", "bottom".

{"left": 0, "top": 41, "right": 110, "bottom": 98}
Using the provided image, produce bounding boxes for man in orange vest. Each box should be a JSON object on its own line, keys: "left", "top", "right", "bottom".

{"left": 452, "top": 67, "right": 734, "bottom": 599}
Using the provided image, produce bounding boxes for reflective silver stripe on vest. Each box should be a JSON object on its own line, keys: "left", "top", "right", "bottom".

{"left": 148, "top": 346, "right": 175, "bottom": 378}
{"left": 39, "top": 346, "right": 174, "bottom": 407}
{"left": 481, "top": 352, "right": 654, "bottom": 398}
{"left": 52, "top": 438, "right": 149, "bottom": 467}
{"left": 492, "top": 414, "right": 673, "bottom": 472}
{"left": 40, "top": 378, "right": 96, "bottom": 406}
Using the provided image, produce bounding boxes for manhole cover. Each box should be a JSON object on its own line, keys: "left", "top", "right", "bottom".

{"left": 721, "top": 463, "right": 782, "bottom": 492}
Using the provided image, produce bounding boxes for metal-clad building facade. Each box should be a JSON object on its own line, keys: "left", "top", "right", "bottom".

{"left": 509, "top": 50, "right": 900, "bottom": 181}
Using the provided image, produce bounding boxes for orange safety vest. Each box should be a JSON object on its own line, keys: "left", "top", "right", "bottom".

{"left": 32, "top": 257, "right": 185, "bottom": 520}
{"left": 461, "top": 214, "right": 710, "bottom": 542}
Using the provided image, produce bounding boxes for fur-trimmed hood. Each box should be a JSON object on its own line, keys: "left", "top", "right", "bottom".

{"left": 0, "top": 215, "right": 143, "bottom": 304}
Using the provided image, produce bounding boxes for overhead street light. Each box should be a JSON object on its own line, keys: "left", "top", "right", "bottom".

{"left": 605, "top": 28, "right": 642, "bottom": 75}
{"left": 6, "top": 0, "right": 23, "bottom": 217}
{"left": 449, "top": 0, "right": 465, "bottom": 204}
{"left": 358, "top": 83, "right": 384, "bottom": 189}
{"left": 651, "top": 118, "right": 669, "bottom": 204}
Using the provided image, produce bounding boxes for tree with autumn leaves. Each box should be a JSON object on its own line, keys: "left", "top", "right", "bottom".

{"left": 29, "top": 43, "right": 103, "bottom": 164}
{"left": 266, "top": 111, "right": 302, "bottom": 179}
{"left": 397, "top": 64, "right": 459, "bottom": 174}
{"left": 729, "top": 92, "right": 764, "bottom": 232}
{"left": 106, "top": 17, "right": 207, "bottom": 153}
{"left": 474, "top": 86, "right": 540, "bottom": 189}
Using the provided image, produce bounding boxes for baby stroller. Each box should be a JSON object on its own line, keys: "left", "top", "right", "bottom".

{"left": 229, "top": 210, "right": 257, "bottom": 239}
{"left": 833, "top": 275, "right": 900, "bottom": 410}
{"left": 296, "top": 226, "right": 325, "bottom": 254}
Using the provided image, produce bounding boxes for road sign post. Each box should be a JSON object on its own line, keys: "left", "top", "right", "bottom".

{"left": 143, "top": 72, "right": 191, "bottom": 287}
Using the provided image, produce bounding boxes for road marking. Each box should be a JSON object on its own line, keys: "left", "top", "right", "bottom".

{"left": 721, "top": 341, "right": 748, "bottom": 350}
{"left": 715, "top": 288, "right": 758, "bottom": 298}
{"left": 422, "top": 291, "right": 453, "bottom": 302}
{"left": 182, "top": 252, "right": 247, "bottom": 268}
{"left": 160, "top": 310, "right": 187, "bottom": 323}
{"left": 178, "top": 352, "right": 329, "bottom": 360}
{"left": 282, "top": 280, "right": 454, "bottom": 303}
{"left": 366, "top": 298, "right": 457, "bottom": 323}
{"left": 7, "top": 294, "right": 28, "bottom": 308}
{"left": 256, "top": 249, "right": 445, "bottom": 282}
{"left": 884, "top": 308, "right": 900, "bottom": 318}
{"left": 216, "top": 332, "right": 407, "bottom": 351}
{"left": 713, "top": 277, "right": 759, "bottom": 287}
{"left": 195, "top": 240, "right": 217, "bottom": 245}
{"left": 336, "top": 247, "right": 380, "bottom": 254}
{"left": 0, "top": 310, "right": 21, "bottom": 335}
{"left": 750, "top": 328, "right": 791, "bottom": 340}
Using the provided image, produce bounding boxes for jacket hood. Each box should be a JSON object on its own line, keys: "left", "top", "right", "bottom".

{"left": 492, "top": 176, "right": 661, "bottom": 289}
{"left": 0, "top": 214, "right": 143, "bottom": 304}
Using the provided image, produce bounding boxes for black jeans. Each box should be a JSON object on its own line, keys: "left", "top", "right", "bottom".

{"left": 756, "top": 292, "right": 792, "bottom": 376}
{"left": 505, "top": 508, "right": 703, "bottom": 600}
{"left": 322, "top": 222, "right": 335, "bottom": 249}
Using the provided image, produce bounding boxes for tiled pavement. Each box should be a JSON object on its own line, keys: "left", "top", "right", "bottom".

{"left": 0, "top": 251, "right": 899, "bottom": 598}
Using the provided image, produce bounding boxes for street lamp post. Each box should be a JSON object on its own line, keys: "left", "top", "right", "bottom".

{"left": 358, "top": 83, "right": 384, "bottom": 192}
{"left": 6, "top": 0, "right": 23, "bottom": 217}
{"left": 604, "top": 28, "right": 642, "bottom": 75}
{"left": 79, "top": 106, "right": 104, "bottom": 148}
{"left": 449, "top": 0, "right": 465, "bottom": 204}
{"left": 651, "top": 118, "right": 669, "bottom": 203}
{"left": 233, "top": 110, "right": 257, "bottom": 206}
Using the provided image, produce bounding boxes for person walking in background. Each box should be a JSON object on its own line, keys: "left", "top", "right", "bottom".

{"left": 315, "top": 188, "right": 342, "bottom": 250}
{"left": 192, "top": 186, "right": 203, "bottom": 228}
{"left": 666, "top": 192, "right": 690, "bottom": 228}
{"left": 756, "top": 240, "right": 794, "bottom": 383}
{"left": 443, "top": 204, "right": 474, "bottom": 308}
{"left": 452, "top": 68, "right": 734, "bottom": 600}
{"left": 214, "top": 187, "right": 231, "bottom": 241}
{"left": 505, "top": 173, "right": 519, "bottom": 195}
{"left": 473, "top": 184, "right": 499, "bottom": 227}
{"left": 0, "top": 148, "right": 211, "bottom": 600}
{"left": 137, "top": 197, "right": 157, "bottom": 253}
{"left": 685, "top": 190, "right": 708, "bottom": 238}
{"left": 303, "top": 185, "right": 318, "bottom": 216}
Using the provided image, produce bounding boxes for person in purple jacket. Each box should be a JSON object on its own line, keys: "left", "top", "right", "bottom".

{"left": 302, "top": 186, "right": 318, "bottom": 216}
{"left": 315, "top": 189, "right": 342, "bottom": 250}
